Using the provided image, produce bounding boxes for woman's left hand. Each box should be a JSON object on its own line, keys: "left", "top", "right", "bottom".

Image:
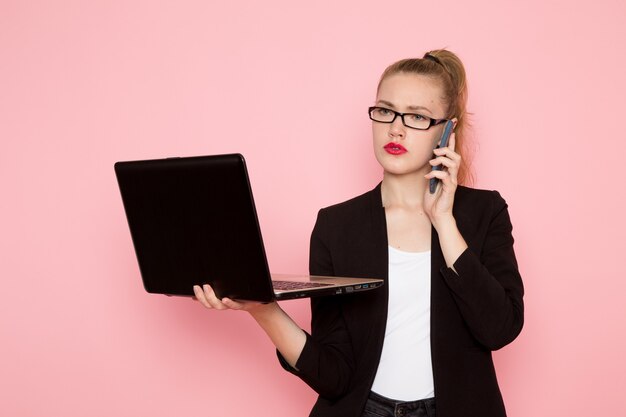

{"left": 424, "top": 132, "right": 461, "bottom": 227}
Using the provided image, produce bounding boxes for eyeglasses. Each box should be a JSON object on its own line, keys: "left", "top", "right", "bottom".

{"left": 368, "top": 106, "right": 448, "bottom": 130}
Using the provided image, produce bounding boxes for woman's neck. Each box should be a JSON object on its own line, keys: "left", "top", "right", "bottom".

{"left": 381, "top": 171, "right": 428, "bottom": 209}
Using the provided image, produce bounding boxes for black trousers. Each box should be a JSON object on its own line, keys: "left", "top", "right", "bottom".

{"left": 361, "top": 391, "right": 436, "bottom": 417}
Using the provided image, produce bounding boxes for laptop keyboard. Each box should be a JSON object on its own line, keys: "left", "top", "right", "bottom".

{"left": 272, "top": 280, "right": 333, "bottom": 291}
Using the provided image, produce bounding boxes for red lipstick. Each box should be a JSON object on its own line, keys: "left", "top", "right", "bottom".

{"left": 384, "top": 142, "right": 407, "bottom": 155}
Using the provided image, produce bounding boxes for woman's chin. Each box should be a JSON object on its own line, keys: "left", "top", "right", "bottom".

{"left": 376, "top": 157, "right": 427, "bottom": 176}
{"left": 376, "top": 152, "right": 429, "bottom": 174}
{"left": 382, "top": 166, "right": 429, "bottom": 178}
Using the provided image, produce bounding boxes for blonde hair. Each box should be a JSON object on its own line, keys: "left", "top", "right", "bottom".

{"left": 377, "top": 49, "right": 474, "bottom": 186}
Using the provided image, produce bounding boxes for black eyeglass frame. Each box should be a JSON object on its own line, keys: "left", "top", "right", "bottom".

{"left": 368, "top": 106, "right": 449, "bottom": 130}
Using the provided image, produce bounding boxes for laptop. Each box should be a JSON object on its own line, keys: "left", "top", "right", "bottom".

{"left": 114, "top": 154, "right": 383, "bottom": 302}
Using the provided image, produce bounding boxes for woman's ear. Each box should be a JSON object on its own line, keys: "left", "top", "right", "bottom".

{"left": 435, "top": 118, "right": 457, "bottom": 148}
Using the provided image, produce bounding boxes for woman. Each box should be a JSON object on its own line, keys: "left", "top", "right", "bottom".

{"left": 193, "top": 49, "right": 524, "bottom": 417}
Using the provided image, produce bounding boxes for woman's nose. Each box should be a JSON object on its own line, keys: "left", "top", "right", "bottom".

{"left": 388, "top": 117, "right": 405, "bottom": 139}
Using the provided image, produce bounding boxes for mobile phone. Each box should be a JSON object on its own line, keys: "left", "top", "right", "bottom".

{"left": 429, "top": 120, "right": 455, "bottom": 194}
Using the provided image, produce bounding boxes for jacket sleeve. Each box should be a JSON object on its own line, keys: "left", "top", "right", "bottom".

{"left": 439, "top": 191, "right": 525, "bottom": 350}
{"left": 276, "top": 209, "right": 355, "bottom": 399}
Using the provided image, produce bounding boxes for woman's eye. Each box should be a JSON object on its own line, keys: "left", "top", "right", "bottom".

{"left": 408, "top": 114, "right": 425, "bottom": 121}
{"left": 376, "top": 108, "right": 392, "bottom": 115}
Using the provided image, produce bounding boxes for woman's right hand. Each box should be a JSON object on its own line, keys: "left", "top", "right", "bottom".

{"left": 192, "top": 284, "right": 270, "bottom": 313}
{"left": 193, "top": 284, "right": 306, "bottom": 368}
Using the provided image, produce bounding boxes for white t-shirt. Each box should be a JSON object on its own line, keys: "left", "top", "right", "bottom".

{"left": 370, "top": 246, "right": 434, "bottom": 401}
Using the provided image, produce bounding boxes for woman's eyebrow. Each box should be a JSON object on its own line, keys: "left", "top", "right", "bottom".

{"left": 407, "top": 105, "right": 432, "bottom": 114}
{"left": 376, "top": 99, "right": 432, "bottom": 114}
{"left": 376, "top": 99, "right": 396, "bottom": 108}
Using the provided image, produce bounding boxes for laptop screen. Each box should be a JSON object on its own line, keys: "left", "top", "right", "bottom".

{"left": 115, "top": 154, "right": 275, "bottom": 300}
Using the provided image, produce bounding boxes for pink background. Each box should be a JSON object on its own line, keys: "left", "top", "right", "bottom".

{"left": 2, "top": 0, "right": 625, "bottom": 415}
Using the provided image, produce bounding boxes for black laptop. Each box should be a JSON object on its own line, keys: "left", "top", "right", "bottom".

{"left": 114, "top": 154, "right": 383, "bottom": 302}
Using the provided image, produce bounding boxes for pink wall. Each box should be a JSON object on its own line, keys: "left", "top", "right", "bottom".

{"left": 2, "top": 0, "right": 625, "bottom": 415}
